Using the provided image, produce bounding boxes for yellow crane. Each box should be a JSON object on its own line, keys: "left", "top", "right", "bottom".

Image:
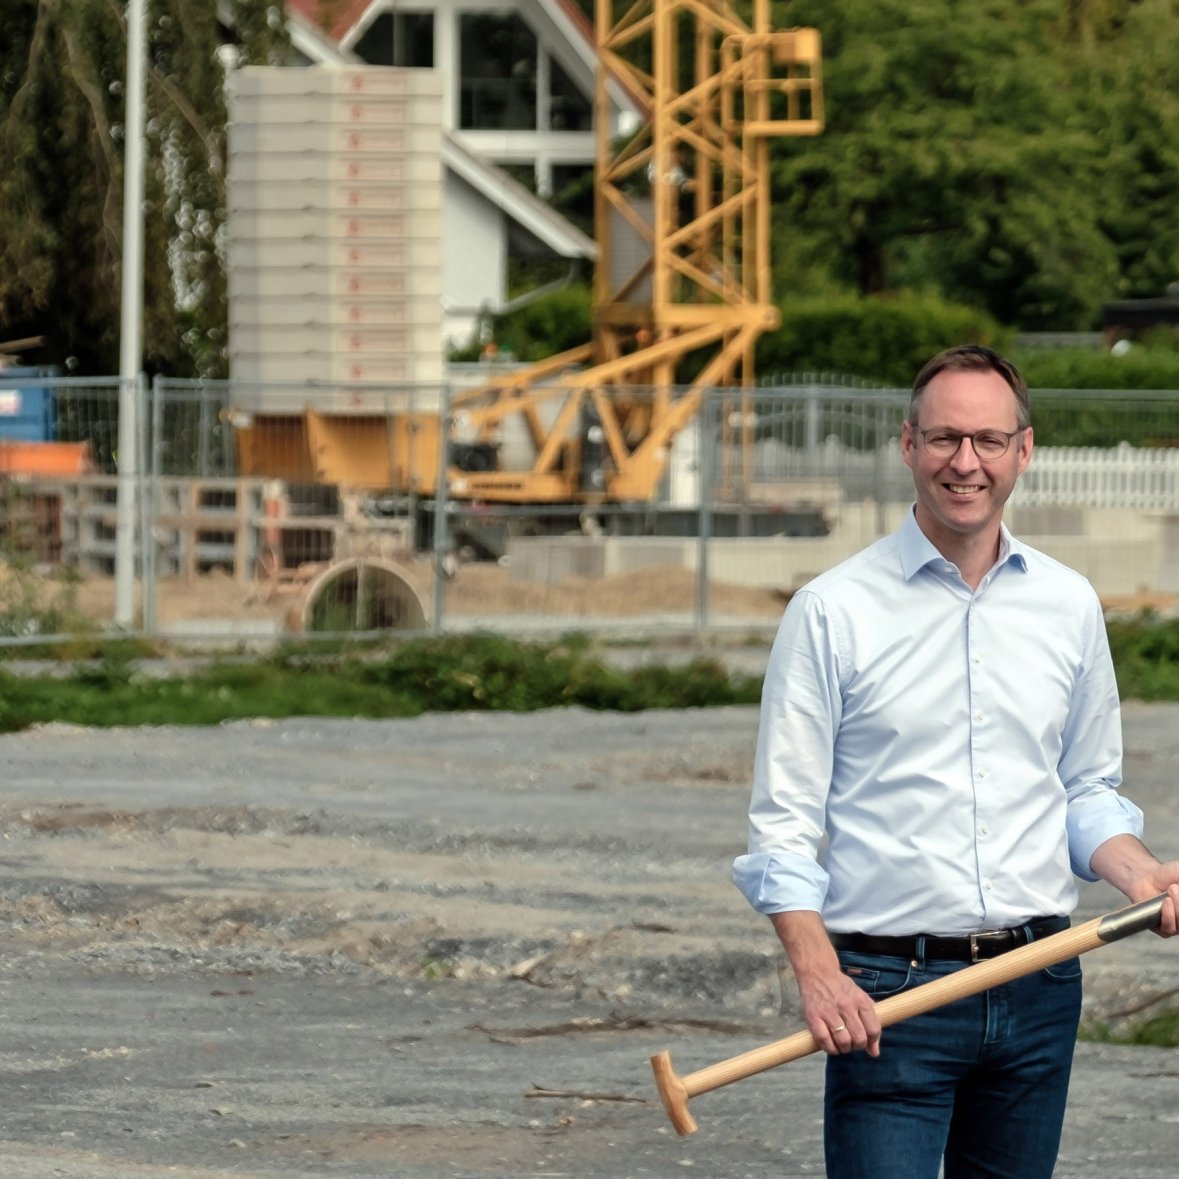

{"left": 444, "top": 0, "right": 823, "bottom": 504}
{"left": 234, "top": 0, "right": 823, "bottom": 523}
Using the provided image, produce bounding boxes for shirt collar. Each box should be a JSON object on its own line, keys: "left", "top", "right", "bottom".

{"left": 898, "top": 506, "right": 1029, "bottom": 582}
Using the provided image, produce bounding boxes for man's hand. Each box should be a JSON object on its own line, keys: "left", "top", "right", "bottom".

{"left": 770, "top": 910, "right": 882, "bottom": 1057}
{"left": 1090, "top": 835, "right": 1179, "bottom": 937}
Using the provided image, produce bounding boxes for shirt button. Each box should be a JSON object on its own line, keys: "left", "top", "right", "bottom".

{"left": 984, "top": 879, "right": 993, "bottom": 891}
{"left": 975, "top": 711, "right": 984, "bottom": 722}
{"left": 979, "top": 823, "right": 990, "bottom": 835}
{"left": 977, "top": 768, "right": 987, "bottom": 778}
{"left": 973, "top": 655, "right": 982, "bottom": 664}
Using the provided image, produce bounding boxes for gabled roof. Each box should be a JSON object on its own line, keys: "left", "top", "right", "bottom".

{"left": 284, "top": 0, "right": 643, "bottom": 115}
{"left": 284, "top": 3, "right": 355, "bottom": 62}
{"left": 288, "top": 0, "right": 596, "bottom": 58}
{"left": 280, "top": 7, "right": 597, "bottom": 261}
{"left": 285, "top": 0, "right": 371, "bottom": 43}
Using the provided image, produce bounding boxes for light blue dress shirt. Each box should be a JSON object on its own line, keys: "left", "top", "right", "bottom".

{"left": 732, "top": 508, "right": 1144, "bottom": 936}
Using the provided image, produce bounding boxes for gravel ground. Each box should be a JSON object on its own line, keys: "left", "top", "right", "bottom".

{"left": 0, "top": 702, "right": 1176, "bottom": 1177}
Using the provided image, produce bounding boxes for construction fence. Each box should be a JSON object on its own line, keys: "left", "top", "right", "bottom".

{"left": 4, "top": 372, "right": 1179, "bottom": 651}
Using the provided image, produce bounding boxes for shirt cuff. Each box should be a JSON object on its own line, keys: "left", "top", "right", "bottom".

{"left": 732, "top": 850, "right": 829, "bottom": 914}
{"left": 1068, "top": 793, "right": 1145, "bottom": 881}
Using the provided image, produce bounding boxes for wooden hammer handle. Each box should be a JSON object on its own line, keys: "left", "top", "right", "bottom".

{"left": 652, "top": 894, "right": 1165, "bottom": 1135}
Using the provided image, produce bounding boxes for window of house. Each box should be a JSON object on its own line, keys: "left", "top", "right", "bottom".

{"left": 353, "top": 11, "right": 435, "bottom": 68}
{"left": 550, "top": 162, "right": 595, "bottom": 233}
{"left": 548, "top": 57, "right": 592, "bottom": 132}
{"left": 460, "top": 13, "right": 538, "bottom": 130}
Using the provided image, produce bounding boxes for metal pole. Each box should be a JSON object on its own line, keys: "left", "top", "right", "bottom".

{"left": 694, "top": 392, "right": 714, "bottom": 634}
{"left": 431, "top": 383, "right": 451, "bottom": 634}
{"left": 142, "top": 373, "right": 160, "bottom": 635}
{"left": 116, "top": 0, "right": 147, "bottom": 628}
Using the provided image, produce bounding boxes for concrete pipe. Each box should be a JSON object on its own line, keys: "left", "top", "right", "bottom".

{"left": 293, "top": 557, "right": 429, "bottom": 634}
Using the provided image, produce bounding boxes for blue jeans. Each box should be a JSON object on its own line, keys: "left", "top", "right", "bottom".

{"left": 825, "top": 940, "right": 1082, "bottom": 1179}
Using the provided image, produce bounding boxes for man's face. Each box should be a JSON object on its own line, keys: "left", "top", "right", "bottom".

{"left": 901, "top": 367, "right": 1033, "bottom": 545}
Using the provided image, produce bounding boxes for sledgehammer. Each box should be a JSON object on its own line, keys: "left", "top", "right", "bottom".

{"left": 651, "top": 894, "right": 1166, "bottom": 1135}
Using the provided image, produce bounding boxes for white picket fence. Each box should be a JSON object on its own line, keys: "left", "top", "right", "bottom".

{"left": 1013, "top": 443, "right": 1179, "bottom": 510}
{"left": 750, "top": 439, "right": 1179, "bottom": 512}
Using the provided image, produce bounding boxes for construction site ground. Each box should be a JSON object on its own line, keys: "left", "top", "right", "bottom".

{"left": 43, "top": 562, "right": 791, "bottom": 639}
{"left": 8, "top": 563, "right": 1176, "bottom": 648}
{"left": 0, "top": 701, "right": 1177, "bottom": 1178}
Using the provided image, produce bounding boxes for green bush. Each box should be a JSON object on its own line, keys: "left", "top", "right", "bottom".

{"left": 1011, "top": 341, "right": 1179, "bottom": 449}
{"left": 0, "top": 561, "right": 93, "bottom": 643}
{"left": 488, "top": 285, "right": 594, "bottom": 363}
{"left": 1015, "top": 343, "right": 1179, "bottom": 393}
{"left": 0, "top": 634, "right": 765, "bottom": 733}
{"left": 1027, "top": 394, "right": 1179, "bottom": 448}
{"left": 756, "top": 293, "right": 1011, "bottom": 386}
{"left": 360, "top": 633, "right": 591, "bottom": 712}
{"left": 1105, "top": 613, "right": 1179, "bottom": 700}
{"left": 5, "top": 614, "right": 1179, "bottom": 734}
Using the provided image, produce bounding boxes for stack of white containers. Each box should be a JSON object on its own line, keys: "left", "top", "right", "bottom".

{"left": 226, "top": 66, "right": 445, "bottom": 409}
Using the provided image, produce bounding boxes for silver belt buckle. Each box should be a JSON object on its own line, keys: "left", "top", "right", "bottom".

{"left": 969, "top": 933, "right": 984, "bottom": 963}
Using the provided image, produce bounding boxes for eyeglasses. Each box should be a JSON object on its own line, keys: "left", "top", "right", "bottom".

{"left": 914, "top": 426, "right": 1027, "bottom": 460}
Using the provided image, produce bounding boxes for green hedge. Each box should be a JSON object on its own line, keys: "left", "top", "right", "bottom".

{"left": 477, "top": 285, "right": 595, "bottom": 364}
{"left": 1015, "top": 343, "right": 1179, "bottom": 392}
{"left": 456, "top": 289, "right": 1016, "bottom": 387}
{"left": 6, "top": 616, "right": 1179, "bottom": 731}
{"left": 756, "top": 293, "right": 1011, "bottom": 386}
{"left": 0, "top": 634, "right": 765, "bottom": 733}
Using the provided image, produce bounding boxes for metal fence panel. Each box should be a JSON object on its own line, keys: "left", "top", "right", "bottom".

{"left": 1, "top": 377, "right": 128, "bottom": 642}
{"left": 6, "top": 375, "right": 1179, "bottom": 651}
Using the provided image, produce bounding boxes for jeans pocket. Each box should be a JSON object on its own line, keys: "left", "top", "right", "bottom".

{"left": 1041, "top": 955, "right": 1082, "bottom": 983}
{"left": 837, "top": 953, "right": 914, "bottom": 998}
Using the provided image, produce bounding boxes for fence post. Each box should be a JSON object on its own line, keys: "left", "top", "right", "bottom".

{"left": 140, "top": 373, "right": 158, "bottom": 636}
{"left": 805, "top": 384, "right": 821, "bottom": 451}
{"left": 431, "top": 381, "right": 451, "bottom": 635}
{"left": 694, "top": 390, "right": 715, "bottom": 635}
{"left": 114, "top": 374, "right": 140, "bottom": 628}
{"left": 874, "top": 401, "right": 888, "bottom": 536}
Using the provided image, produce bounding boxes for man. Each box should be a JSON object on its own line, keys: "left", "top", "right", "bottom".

{"left": 732, "top": 344, "right": 1179, "bottom": 1179}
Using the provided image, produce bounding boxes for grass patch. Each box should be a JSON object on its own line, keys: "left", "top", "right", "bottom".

{"left": 5, "top": 605, "right": 1179, "bottom": 733}
{"left": 0, "top": 633, "right": 764, "bottom": 733}
{"left": 1107, "top": 612, "right": 1179, "bottom": 700}
{"left": 1080, "top": 1007, "right": 1179, "bottom": 1048}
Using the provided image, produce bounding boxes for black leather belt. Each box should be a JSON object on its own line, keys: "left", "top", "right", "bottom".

{"left": 829, "top": 916, "right": 1069, "bottom": 963}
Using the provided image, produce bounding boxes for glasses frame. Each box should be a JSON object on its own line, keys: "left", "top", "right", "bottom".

{"left": 913, "top": 425, "right": 1028, "bottom": 460}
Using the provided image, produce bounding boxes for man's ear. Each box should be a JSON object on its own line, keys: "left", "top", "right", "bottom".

{"left": 1017, "top": 426, "right": 1034, "bottom": 475}
{"left": 901, "top": 420, "right": 917, "bottom": 470}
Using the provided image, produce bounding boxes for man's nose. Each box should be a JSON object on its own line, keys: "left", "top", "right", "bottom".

{"left": 950, "top": 436, "right": 981, "bottom": 467}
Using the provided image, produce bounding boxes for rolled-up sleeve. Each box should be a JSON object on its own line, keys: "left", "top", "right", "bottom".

{"left": 1060, "top": 594, "right": 1144, "bottom": 881}
{"left": 732, "top": 849, "right": 830, "bottom": 914}
{"left": 732, "top": 591, "right": 841, "bottom": 914}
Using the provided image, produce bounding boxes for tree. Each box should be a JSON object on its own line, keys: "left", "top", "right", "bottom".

{"left": 1072, "top": 0, "right": 1179, "bottom": 299}
{"left": 0, "top": 0, "right": 291, "bottom": 377}
{"left": 769, "top": 0, "right": 1129, "bottom": 328}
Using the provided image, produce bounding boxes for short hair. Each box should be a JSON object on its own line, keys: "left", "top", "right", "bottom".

{"left": 908, "top": 345, "right": 1030, "bottom": 429}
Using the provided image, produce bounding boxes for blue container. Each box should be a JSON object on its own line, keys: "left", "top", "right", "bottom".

{"left": 0, "top": 367, "right": 58, "bottom": 441}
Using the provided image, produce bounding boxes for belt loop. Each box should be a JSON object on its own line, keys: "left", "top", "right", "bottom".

{"left": 1022, "top": 921, "right": 1035, "bottom": 946}
{"left": 914, "top": 934, "right": 926, "bottom": 966}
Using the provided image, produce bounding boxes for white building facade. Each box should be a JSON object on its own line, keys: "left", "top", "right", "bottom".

{"left": 282, "top": 0, "right": 641, "bottom": 349}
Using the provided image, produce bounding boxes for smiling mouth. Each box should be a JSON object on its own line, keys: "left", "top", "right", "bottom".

{"left": 946, "top": 484, "right": 983, "bottom": 495}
